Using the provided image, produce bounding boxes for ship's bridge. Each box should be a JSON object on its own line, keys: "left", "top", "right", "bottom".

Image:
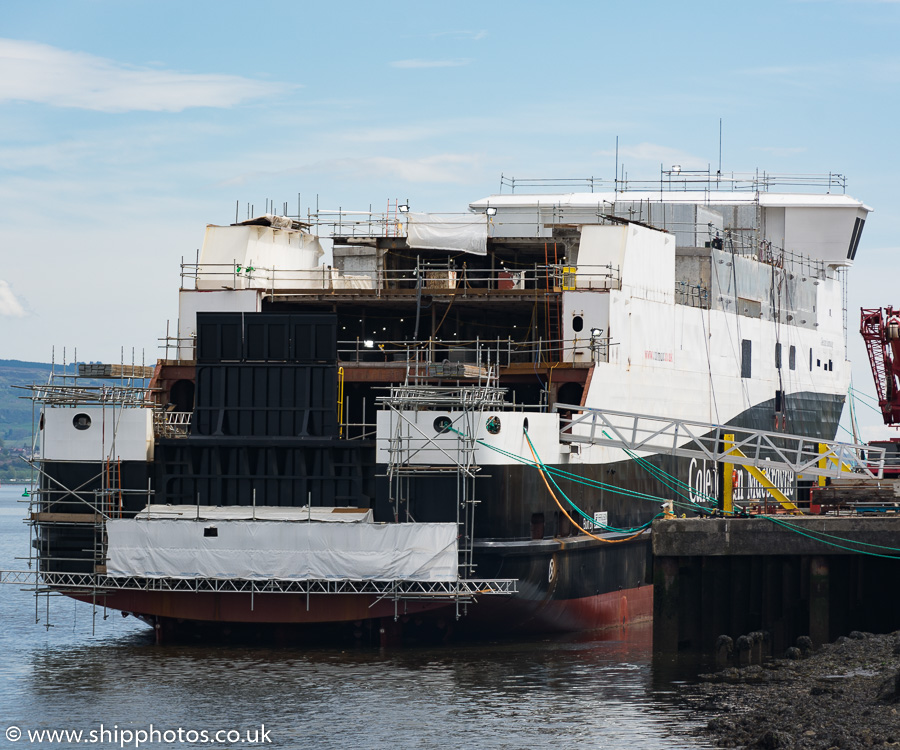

{"left": 468, "top": 172, "right": 871, "bottom": 267}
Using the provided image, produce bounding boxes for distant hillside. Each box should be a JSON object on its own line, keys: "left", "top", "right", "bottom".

{"left": 0, "top": 359, "right": 78, "bottom": 482}
{"left": 0, "top": 360, "right": 57, "bottom": 445}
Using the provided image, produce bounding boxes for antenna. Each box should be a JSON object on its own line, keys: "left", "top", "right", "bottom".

{"left": 615, "top": 136, "right": 619, "bottom": 193}
{"left": 718, "top": 118, "right": 723, "bottom": 178}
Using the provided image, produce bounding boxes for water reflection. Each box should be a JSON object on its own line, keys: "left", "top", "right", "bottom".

{"left": 10, "top": 626, "right": 711, "bottom": 749}
{"left": 1, "top": 487, "right": 711, "bottom": 749}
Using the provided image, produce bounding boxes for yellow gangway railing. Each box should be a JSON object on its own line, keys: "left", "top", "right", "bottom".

{"left": 817, "top": 442, "right": 853, "bottom": 486}
{"left": 337, "top": 367, "right": 345, "bottom": 437}
{"left": 724, "top": 433, "right": 802, "bottom": 515}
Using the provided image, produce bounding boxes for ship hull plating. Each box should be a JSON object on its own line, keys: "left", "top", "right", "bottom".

{"left": 26, "top": 183, "right": 864, "bottom": 642}
{"left": 54, "top": 392, "right": 842, "bottom": 640}
{"left": 70, "top": 538, "right": 653, "bottom": 640}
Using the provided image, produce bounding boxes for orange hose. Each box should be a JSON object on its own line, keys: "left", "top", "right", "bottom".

{"left": 525, "top": 434, "right": 647, "bottom": 545}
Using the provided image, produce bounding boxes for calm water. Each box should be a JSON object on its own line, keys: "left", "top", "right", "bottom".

{"left": 0, "top": 485, "right": 710, "bottom": 749}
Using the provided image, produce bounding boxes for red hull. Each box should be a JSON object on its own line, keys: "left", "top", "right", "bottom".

{"left": 463, "top": 582, "right": 653, "bottom": 635}
{"left": 72, "top": 590, "right": 445, "bottom": 624}
{"left": 71, "top": 583, "right": 653, "bottom": 639}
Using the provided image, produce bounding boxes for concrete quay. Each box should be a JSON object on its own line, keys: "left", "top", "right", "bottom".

{"left": 651, "top": 516, "right": 900, "bottom": 659}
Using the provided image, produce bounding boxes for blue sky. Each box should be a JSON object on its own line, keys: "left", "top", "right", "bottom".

{"left": 1, "top": 0, "right": 899, "bottom": 438}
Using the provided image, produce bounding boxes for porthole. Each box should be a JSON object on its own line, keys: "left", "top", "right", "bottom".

{"left": 434, "top": 416, "right": 452, "bottom": 434}
{"left": 572, "top": 315, "right": 584, "bottom": 332}
{"left": 486, "top": 416, "right": 501, "bottom": 435}
{"left": 73, "top": 413, "right": 91, "bottom": 431}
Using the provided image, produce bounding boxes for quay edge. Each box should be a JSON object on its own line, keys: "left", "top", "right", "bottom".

{"left": 652, "top": 515, "right": 900, "bottom": 659}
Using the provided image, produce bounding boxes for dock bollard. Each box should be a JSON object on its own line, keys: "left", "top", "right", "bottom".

{"left": 715, "top": 635, "right": 733, "bottom": 669}
{"left": 750, "top": 631, "right": 765, "bottom": 663}
{"left": 736, "top": 635, "right": 753, "bottom": 667}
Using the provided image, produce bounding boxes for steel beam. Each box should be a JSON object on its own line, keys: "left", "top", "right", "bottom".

{"left": 555, "top": 403, "right": 884, "bottom": 480}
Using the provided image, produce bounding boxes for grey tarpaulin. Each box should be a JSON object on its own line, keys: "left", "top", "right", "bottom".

{"left": 406, "top": 212, "right": 488, "bottom": 255}
{"left": 106, "top": 519, "right": 459, "bottom": 582}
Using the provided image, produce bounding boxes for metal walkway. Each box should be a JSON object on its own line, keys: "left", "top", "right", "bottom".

{"left": 555, "top": 403, "right": 885, "bottom": 480}
{"left": 0, "top": 570, "right": 517, "bottom": 599}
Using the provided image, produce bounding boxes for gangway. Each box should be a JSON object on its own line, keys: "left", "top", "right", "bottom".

{"left": 555, "top": 404, "right": 885, "bottom": 481}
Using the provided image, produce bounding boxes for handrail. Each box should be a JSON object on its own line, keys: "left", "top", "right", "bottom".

{"left": 498, "top": 171, "right": 847, "bottom": 194}
{"left": 153, "top": 410, "right": 192, "bottom": 438}
{"left": 337, "top": 335, "right": 613, "bottom": 367}
{"left": 179, "top": 260, "right": 622, "bottom": 294}
{"left": 0, "top": 569, "right": 517, "bottom": 597}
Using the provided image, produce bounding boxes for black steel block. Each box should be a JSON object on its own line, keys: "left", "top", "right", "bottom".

{"left": 196, "top": 312, "right": 337, "bottom": 364}
{"left": 154, "top": 439, "right": 373, "bottom": 508}
{"left": 193, "top": 363, "right": 337, "bottom": 437}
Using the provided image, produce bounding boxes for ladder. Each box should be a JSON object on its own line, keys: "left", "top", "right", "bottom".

{"left": 543, "top": 243, "right": 562, "bottom": 362}
{"left": 381, "top": 381, "right": 505, "bottom": 617}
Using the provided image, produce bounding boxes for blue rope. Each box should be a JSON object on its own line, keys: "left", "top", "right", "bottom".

{"left": 524, "top": 429, "right": 661, "bottom": 534}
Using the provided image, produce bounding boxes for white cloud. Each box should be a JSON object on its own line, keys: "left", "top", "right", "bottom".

{"left": 221, "top": 153, "right": 483, "bottom": 187}
{"left": 755, "top": 146, "right": 808, "bottom": 156}
{"left": 353, "top": 155, "right": 481, "bottom": 182}
{"left": 390, "top": 58, "right": 472, "bottom": 69}
{"left": 594, "top": 142, "right": 708, "bottom": 169}
{"left": 341, "top": 125, "right": 453, "bottom": 143}
{"left": 339, "top": 118, "right": 490, "bottom": 144}
{"left": 794, "top": 0, "right": 900, "bottom": 3}
{"left": 429, "top": 30, "right": 488, "bottom": 40}
{"left": 0, "top": 39, "right": 293, "bottom": 112}
{"left": 737, "top": 63, "right": 836, "bottom": 77}
{"left": 0, "top": 280, "right": 26, "bottom": 317}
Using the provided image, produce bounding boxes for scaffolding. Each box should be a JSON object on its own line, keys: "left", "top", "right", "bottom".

{"left": 10, "top": 371, "right": 155, "bottom": 630}
{"left": 4, "top": 366, "right": 516, "bottom": 631}
{"left": 0, "top": 570, "right": 516, "bottom": 597}
{"left": 379, "top": 371, "right": 508, "bottom": 619}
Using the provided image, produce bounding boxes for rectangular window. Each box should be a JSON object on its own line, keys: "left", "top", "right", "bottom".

{"left": 789, "top": 345, "right": 796, "bottom": 370}
{"left": 847, "top": 217, "right": 865, "bottom": 261}
{"left": 809, "top": 349, "right": 813, "bottom": 371}
{"left": 775, "top": 390, "right": 784, "bottom": 412}
{"left": 775, "top": 343, "right": 782, "bottom": 369}
{"left": 741, "top": 339, "right": 752, "bottom": 379}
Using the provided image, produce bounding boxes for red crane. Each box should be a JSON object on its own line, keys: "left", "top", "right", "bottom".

{"left": 860, "top": 307, "right": 900, "bottom": 425}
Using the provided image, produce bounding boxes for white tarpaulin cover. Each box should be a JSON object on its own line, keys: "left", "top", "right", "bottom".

{"left": 106, "top": 520, "right": 459, "bottom": 582}
{"left": 328, "top": 270, "right": 374, "bottom": 290}
{"left": 135, "top": 505, "right": 374, "bottom": 523}
{"left": 406, "top": 212, "right": 488, "bottom": 256}
{"left": 197, "top": 224, "right": 325, "bottom": 291}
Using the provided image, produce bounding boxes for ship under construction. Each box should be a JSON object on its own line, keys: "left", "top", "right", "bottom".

{"left": 9, "top": 169, "right": 878, "bottom": 643}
